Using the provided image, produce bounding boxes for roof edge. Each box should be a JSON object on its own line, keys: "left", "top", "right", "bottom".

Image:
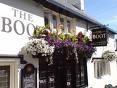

{"left": 33, "top": 0, "right": 117, "bottom": 34}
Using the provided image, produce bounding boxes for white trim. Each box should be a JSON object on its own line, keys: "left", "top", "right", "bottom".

{"left": 0, "top": 58, "right": 20, "bottom": 88}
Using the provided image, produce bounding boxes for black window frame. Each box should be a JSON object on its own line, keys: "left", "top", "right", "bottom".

{"left": 76, "top": 57, "right": 88, "bottom": 88}
{"left": 39, "top": 56, "right": 88, "bottom": 88}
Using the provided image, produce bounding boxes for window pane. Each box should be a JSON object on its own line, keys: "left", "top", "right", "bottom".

{"left": 0, "top": 66, "right": 10, "bottom": 88}
{"left": 60, "top": 18, "right": 64, "bottom": 26}
{"left": 80, "top": 59, "right": 85, "bottom": 84}
{"left": 39, "top": 71, "right": 47, "bottom": 88}
{"left": 52, "top": 15, "right": 57, "bottom": 28}
{"left": 44, "top": 12, "right": 49, "bottom": 26}
{"left": 66, "top": 68, "right": 72, "bottom": 88}
{"left": 76, "top": 58, "right": 88, "bottom": 87}
{"left": 94, "top": 60, "right": 111, "bottom": 79}
{"left": 48, "top": 70, "right": 55, "bottom": 88}
{"left": 67, "top": 20, "right": 71, "bottom": 33}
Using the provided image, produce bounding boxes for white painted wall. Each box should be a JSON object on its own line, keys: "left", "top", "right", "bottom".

{"left": 87, "top": 60, "right": 117, "bottom": 88}
{"left": 0, "top": 0, "right": 44, "bottom": 55}
{"left": 87, "top": 33, "right": 117, "bottom": 88}
{"left": 76, "top": 18, "right": 87, "bottom": 35}
{"left": 0, "top": 0, "right": 44, "bottom": 88}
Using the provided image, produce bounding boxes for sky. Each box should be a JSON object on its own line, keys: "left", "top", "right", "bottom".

{"left": 85, "top": 0, "right": 117, "bottom": 32}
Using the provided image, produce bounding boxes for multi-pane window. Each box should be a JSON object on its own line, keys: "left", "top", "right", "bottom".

{"left": 44, "top": 12, "right": 74, "bottom": 34}
{"left": 39, "top": 71, "right": 47, "bottom": 88}
{"left": 48, "top": 69, "right": 55, "bottom": 88}
{"left": 0, "top": 66, "right": 10, "bottom": 88}
{"left": 39, "top": 57, "right": 55, "bottom": 88}
{"left": 76, "top": 58, "right": 88, "bottom": 87}
{"left": 39, "top": 68, "right": 55, "bottom": 88}
{"left": 56, "top": 17, "right": 64, "bottom": 34}
{"left": 39, "top": 58, "right": 88, "bottom": 88}
{"left": 66, "top": 67, "right": 72, "bottom": 88}
{"left": 94, "top": 60, "right": 110, "bottom": 78}
{"left": 80, "top": 59, "right": 86, "bottom": 86}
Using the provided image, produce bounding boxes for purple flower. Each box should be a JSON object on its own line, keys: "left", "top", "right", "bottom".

{"left": 44, "top": 34, "right": 96, "bottom": 58}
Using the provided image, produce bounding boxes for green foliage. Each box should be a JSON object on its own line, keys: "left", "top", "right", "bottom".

{"left": 58, "top": 33, "right": 66, "bottom": 40}
{"left": 33, "top": 26, "right": 45, "bottom": 37}
{"left": 58, "top": 33, "right": 77, "bottom": 42}
{"left": 83, "top": 36, "right": 90, "bottom": 44}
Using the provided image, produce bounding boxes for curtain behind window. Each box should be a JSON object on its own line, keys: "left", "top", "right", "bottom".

{"left": 94, "top": 60, "right": 110, "bottom": 78}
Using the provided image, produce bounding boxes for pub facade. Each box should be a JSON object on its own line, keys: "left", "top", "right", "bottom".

{"left": 0, "top": 0, "right": 116, "bottom": 88}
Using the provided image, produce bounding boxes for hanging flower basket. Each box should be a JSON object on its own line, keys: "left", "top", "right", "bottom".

{"left": 102, "top": 50, "right": 116, "bottom": 61}
{"left": 22, "top": 38, "right": 55, "bottom": 57}
{"left": 22, "top": 26, "right": 96, "bottom": 62}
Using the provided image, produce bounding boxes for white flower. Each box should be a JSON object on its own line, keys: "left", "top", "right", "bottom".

{"left": 23, "top": 38, "right": 55, "bottom": 56}
{"left": 102, "top": 50, "right": 116, "bottom": 61}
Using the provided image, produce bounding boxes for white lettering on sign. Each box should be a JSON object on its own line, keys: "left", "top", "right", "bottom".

{"left": 23, "top": 74, "right": 36, "bottom": 88}
{"left": 92, "top": 34, "right": 106, "bottom": 39}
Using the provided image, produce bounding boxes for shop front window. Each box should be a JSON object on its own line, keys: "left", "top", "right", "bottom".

{"left": 39, "top": 57, "right": 88, "bottom": 88}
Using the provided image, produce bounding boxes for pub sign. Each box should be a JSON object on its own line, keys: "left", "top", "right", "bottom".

{"left": 92, "top": 28, "right": 107, "bottom": 46}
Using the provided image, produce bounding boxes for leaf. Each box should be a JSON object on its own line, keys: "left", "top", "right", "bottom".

{"left": 83, "top": 36, "right": 90, "bottom": 44}
{"left": 58, "top": 33, "right": 65, "bottom": 40}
